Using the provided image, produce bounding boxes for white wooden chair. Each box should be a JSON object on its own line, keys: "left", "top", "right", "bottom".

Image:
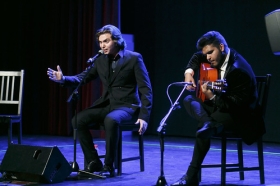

{"left": 0, "top": 70, "right": 24, "bottom": 145}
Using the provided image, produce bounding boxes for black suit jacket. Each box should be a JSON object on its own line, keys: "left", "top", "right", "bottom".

{"left": 63, "top": 50, "right": 153, "bottom": 123}
{"left": 186, "top": 48, "right": 265, "bottom": 145}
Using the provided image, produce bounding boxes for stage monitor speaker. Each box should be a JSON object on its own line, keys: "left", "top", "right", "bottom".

{"left": 0, "top": 144, "right": 72, "bottom": 183}
{"left": 265, "top": 9, "right": 280, "bottom": 55}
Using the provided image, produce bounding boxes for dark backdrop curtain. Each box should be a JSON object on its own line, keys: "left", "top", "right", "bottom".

{"left": 3, "top": 0, "right": 280, "bottom": 143}
{"left": 1, "top": 0, "right": 119, "bottom": 136}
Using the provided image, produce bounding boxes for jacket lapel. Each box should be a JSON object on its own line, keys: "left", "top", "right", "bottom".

{"left": 223, "top": 50, "right": 234, "bottom": 79}
{"left": 104, "top": 57, "right": 111, "bottom": 82}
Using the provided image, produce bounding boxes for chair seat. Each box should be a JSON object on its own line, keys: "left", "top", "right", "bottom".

{"left": 119, "top": 124, "right": 139, "bottom": 131}
{"left": 213, "top": 130, "right": 242, "bottom": 139}
{"left": 0, "top": 115, "right": 21, "bottom": 118}
{"left": 0, "top": 115, "right": 21, "bottom": 122}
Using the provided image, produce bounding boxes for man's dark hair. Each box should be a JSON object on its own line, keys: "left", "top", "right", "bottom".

{"left": 96, "top": 25, "right": 126, "bottom": 50}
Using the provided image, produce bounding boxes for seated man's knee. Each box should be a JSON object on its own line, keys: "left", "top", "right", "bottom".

{"left": 104, "top": 116, "right": 117, "bottom": 130}
{"left": 71, "top": 116, "right": 87, "bottom": 129}
{"left": 184, "top": 95, "right": 196, "bottom": 104}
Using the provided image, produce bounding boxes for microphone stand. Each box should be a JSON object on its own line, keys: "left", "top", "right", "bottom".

{"left": 156, "top": 82, "right": 189, "bottom": 186}
{"left": 67, "top": 63, "right": 105, "bottom": 179}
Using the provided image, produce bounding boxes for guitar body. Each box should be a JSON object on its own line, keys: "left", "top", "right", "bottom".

{"left": 196, "top": 63, "right": 218, "bottom": 102}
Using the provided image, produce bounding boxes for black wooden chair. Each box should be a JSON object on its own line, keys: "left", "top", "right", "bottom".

{"left": 0, "top": 70, "right": 25, "bottom": 146}
{"left": 198, "top": 74, "right": 271, "bottom": 185}
{"left": 115, "top": 124, "right": 144, "bottom": 176}
{"left": 86, "top": 122, "right": 144, "bottom": 176}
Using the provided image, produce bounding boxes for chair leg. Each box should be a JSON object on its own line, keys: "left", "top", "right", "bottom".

{"left": 257, "top": 138, "right": 265, "bottom": 184}
{"left": 237, "top": 139, "right": 244, "bottom": 180}
{"left": 117, "top": 129, "right": 123, "bottom": 176}
{"left": 8, "top": 120, "right": 12, "bottom": 145}
{"left": 198, "top": 169, "right": 202, "bottom": 182}
{"left": 139, "top": 134, "right": 144, "bottom": 171}
{"left": 221, "top": 137, "right": 226, "bottom": 186}
{"left": 19, "top": 121, "right": 22, "bottom": 144}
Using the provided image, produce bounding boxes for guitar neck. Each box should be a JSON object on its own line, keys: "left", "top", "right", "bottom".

{"left": 206, "top": 79, "right": 226, "bottom": 91}
{"left": 206, "top": 81, "right": 217, "bottom": 90}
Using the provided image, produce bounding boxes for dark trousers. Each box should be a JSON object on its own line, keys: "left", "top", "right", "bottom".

{"left": 183, "top": 95, "right": 235, "bottom": 177}
{"left": 72, "top": 104, "right": 137, "bottom": 166}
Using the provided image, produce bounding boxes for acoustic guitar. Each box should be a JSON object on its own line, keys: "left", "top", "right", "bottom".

{"left": 196, "top": 63, "right": 227, "bottom": 102}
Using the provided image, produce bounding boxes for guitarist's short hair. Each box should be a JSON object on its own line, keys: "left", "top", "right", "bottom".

{"left": 196, "top": 31, "right": 228, "bottom": 51}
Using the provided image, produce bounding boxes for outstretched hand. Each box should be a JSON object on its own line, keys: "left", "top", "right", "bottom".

{"left": 47, "top": 65, "right": 64, "bottom": 83}
{"left": 135, "top": 119, "right": 148, "bottom": 135}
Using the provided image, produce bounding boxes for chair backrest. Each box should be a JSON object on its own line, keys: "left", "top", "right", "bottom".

{"left": 0, "top": 70, "right": 24, "bottom": 115}
{"left": 255, "top": 74, "right": 271, "bottom": 119}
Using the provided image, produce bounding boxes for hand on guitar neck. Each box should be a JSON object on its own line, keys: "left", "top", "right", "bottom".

{"left": 185, "top": 63, "right": 227, "bottom": 102}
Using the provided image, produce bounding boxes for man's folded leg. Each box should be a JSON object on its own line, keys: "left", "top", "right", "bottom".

{"left": 196, "top": 121, "right": 224, "bottom": 138}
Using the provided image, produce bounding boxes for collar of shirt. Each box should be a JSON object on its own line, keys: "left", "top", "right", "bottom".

{"left": 108, "top": 50, "right": 123, "bottom": 72}
{"left": 106, "top": 49, "right": 123, "bottom": 61}
{"left": 220, "top": 48, "right": 230, "bottom": 79}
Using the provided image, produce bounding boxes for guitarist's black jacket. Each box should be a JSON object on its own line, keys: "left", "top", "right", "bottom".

{"left": 186, "top": 48, "right": 265, "bottom": 145}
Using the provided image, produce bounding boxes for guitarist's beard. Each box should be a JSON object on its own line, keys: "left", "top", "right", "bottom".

{"left": 212, "top": 50, "right": 227, "bottom": 69}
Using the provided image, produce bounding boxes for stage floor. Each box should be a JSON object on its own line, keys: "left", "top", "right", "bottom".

{"left": 0, "top": 133, "right": 280, "bottom": 186}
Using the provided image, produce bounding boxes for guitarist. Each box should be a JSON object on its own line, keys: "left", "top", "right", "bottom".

{"left": 171, "top": 31, "right": 265, "bottom": 186}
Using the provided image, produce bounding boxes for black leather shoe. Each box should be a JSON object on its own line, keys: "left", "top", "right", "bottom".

{"left": 171, "top": 174, "right": 199, "bottom": 186}
{"left": 196, "top": 121, "right": 224, "bottom": 138}
{"left": 81, "top": 159, "right": 103, "bottom": 174}
{"left": 99, "top": 165, "right": 115, "bottom": 177}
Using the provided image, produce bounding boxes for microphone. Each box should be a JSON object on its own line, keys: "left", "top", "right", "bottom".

{"left": 87, "top": 50, "right": 103, "bottom": 64}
